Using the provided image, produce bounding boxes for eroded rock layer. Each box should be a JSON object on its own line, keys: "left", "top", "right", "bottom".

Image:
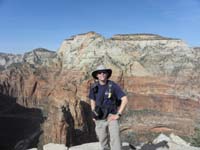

{"left": 0, "top": 32, "right": 200, "bottom": 148}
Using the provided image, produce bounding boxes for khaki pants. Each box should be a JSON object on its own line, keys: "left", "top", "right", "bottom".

{"left": 95, "top": 119, "right": 121, "bottom": 150}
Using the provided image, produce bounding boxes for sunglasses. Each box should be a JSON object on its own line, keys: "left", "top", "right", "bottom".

{"left": 97, "top": 71, "right": 107, "bottom": 74}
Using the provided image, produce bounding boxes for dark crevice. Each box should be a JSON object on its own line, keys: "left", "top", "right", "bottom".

{"left": 0, "top": 93, "right": 44, "bottom": 150}
{"left": 31, "top": 81, "right": 38, "bottom": 96}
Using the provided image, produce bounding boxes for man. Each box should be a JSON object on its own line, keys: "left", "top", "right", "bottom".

{"left": 89, "top": 65, "right": 128, "bottom": 150}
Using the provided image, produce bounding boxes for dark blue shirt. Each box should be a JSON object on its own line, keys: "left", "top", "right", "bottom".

{"left": 89, "top": 80, "right": 126, "bottom": 108}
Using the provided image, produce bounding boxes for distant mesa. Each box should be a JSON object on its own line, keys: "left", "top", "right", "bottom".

{"left": 110, "top": 33, "right": 180, "bottom": 41}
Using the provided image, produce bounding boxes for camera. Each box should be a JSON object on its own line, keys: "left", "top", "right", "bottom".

{"left": 92, "top": 106, "right": 108, "bottom": 120}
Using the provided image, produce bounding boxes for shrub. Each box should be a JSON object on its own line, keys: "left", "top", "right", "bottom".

{"left": 190, "top": 128, "right": 200, "bottom": 147}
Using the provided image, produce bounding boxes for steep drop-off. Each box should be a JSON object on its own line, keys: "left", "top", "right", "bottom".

{"left": 0, "top": 32, "right": 200, "bottom": 148}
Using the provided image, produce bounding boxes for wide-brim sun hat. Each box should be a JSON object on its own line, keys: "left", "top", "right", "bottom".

{"left": 92, "top": 65, "right": 112, "bottom": 79}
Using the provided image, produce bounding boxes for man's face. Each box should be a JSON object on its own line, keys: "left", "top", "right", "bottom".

{"left": 96, "top": 71, "right": 108, "bottom": 82}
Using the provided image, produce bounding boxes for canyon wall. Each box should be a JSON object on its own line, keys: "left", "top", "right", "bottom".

{"left": 0, "top": 32, "right": 200, "bottom": 148}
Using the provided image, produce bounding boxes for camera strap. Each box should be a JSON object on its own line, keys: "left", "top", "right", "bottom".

{"left": 98, "top": 85, "right": 107, "bottom": 106}
{"left": 92, "top": 81, "right": 108, "bottom": 106}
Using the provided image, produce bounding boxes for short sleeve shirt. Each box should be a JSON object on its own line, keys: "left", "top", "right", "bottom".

{"left": 89, "top": 80, "right": 126, "bottom": 106}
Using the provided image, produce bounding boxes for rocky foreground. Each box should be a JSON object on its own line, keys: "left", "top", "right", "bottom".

{"left": 26, "top": 133, "right": 200, "bottom": 150}
{"left": 0, "top": 32, "right": 200, "bottom": 149}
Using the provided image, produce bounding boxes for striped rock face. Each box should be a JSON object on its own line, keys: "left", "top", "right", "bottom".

{"left": 0, "top": 32, "right": 200, "bottom": 148}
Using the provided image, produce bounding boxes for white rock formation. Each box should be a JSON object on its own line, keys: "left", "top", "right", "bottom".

{"left": 43, "top": 143, "right": 68, "bottom": 150}
{"left": 152, "top": 133, "right": 200, "bottom": 150}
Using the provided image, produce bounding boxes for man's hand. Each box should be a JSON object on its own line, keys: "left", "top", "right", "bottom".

{"left": 107, "top": 114, "right": 120, "bottom": 121}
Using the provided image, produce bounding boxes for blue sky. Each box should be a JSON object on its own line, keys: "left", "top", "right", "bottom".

{"left": 0, "top": 0, "right": 200, "bottom": 54}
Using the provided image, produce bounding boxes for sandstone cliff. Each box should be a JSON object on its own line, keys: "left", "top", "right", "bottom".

{"left": 0, "top": 32, "right": 200, "bottom": 149}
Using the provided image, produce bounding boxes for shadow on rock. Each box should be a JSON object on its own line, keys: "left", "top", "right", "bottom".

{"left": 0, "top": 93, "right": 44, "bottom": 150}
{"left": 140, "top": 141, "right": 169, "bottom": 150}
{"left": 61, "top": 101, "right": 97, "bottom": 147}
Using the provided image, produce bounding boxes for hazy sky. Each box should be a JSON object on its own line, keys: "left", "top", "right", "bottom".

{"left": 0, "top": 0, "right": 200, "bottom": 54}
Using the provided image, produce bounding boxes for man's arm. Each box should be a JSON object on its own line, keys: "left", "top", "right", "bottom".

{"left": 90, "top": 99, "right": 96, "bottom": 111}
{"left": 117, "top": 96, "right": 128, "bottom": 115}
{"left": 90, "top": 99, "right": 96, "bottom": 121}
{"left": 107, "top": 95, "right": 128, "bottom": 121}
